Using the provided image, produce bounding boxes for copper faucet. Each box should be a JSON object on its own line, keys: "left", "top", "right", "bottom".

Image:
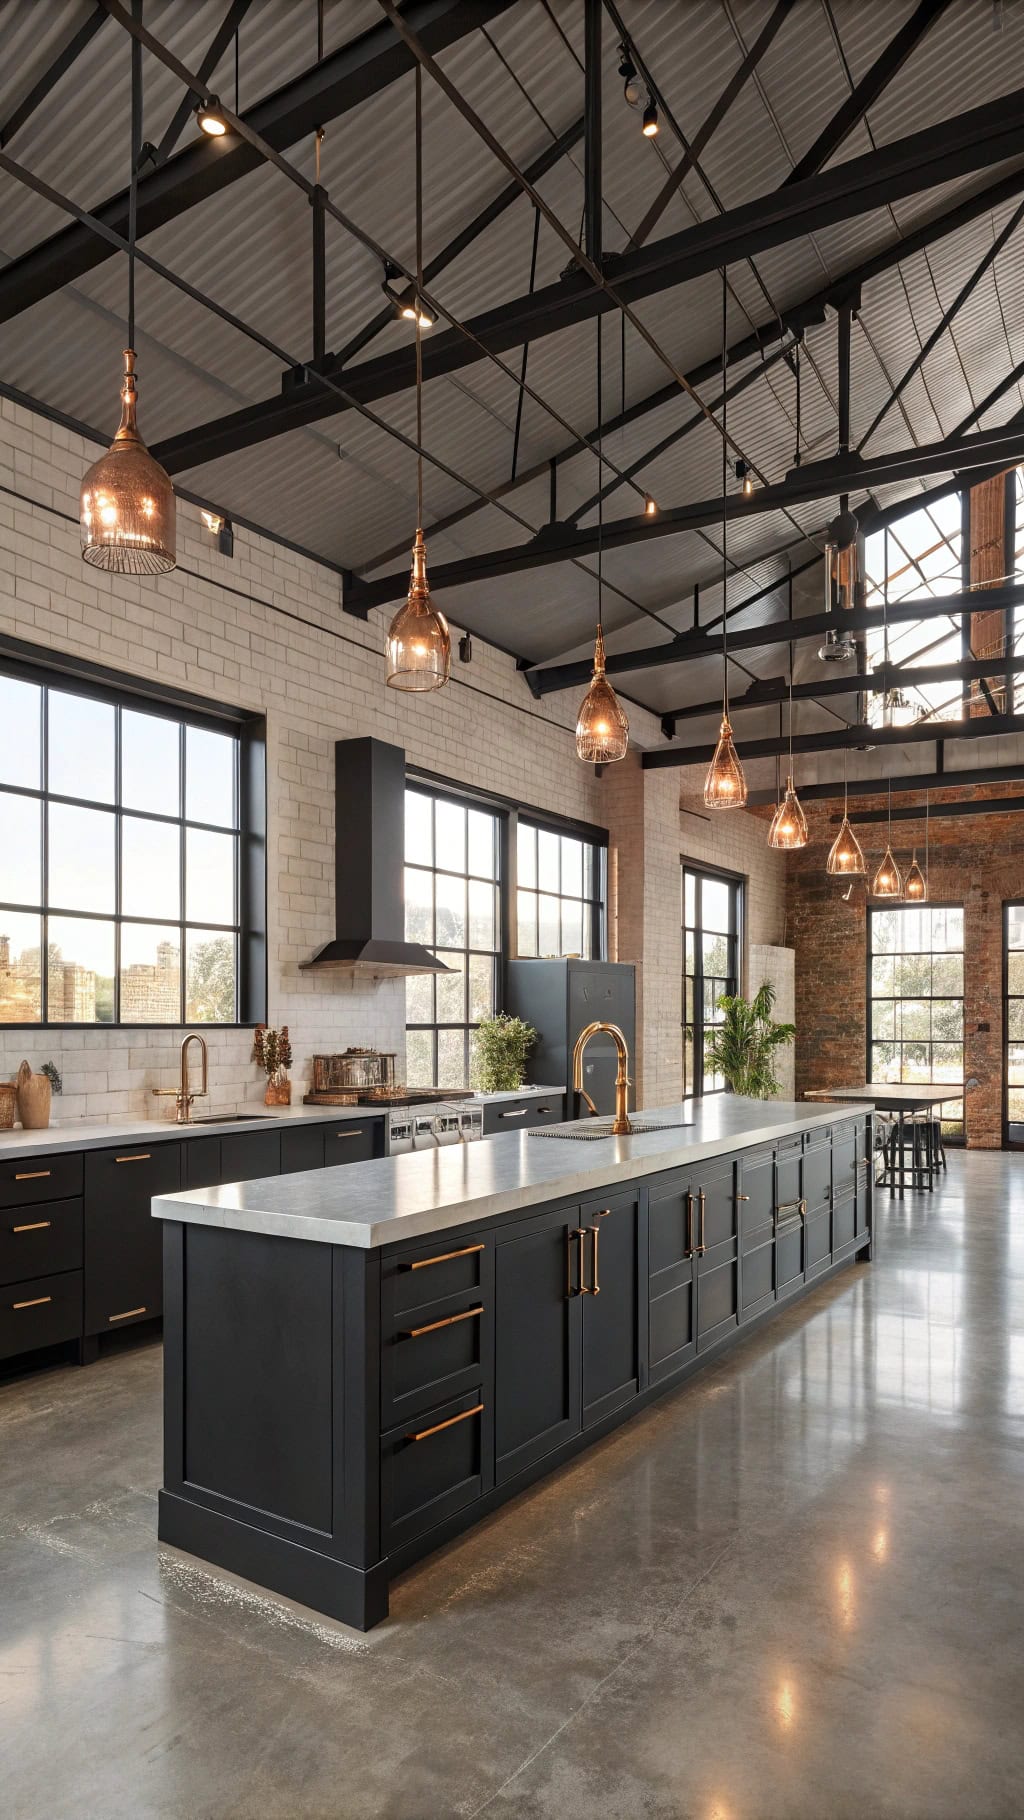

{"left": 151, "top": 1033, "right": 209, "bottom": 1124}
{"left": 572, "top": 1021, "right": 633, "bottom": 1135}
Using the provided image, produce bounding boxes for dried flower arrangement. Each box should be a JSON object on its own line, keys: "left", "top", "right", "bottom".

{"left": 253, "top": 1024, "right": 293, "bottom": 1105}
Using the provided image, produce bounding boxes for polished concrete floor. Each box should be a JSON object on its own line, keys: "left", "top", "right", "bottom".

{"left": 3, "top": 1153, "right": 1023, "bottom": 1820}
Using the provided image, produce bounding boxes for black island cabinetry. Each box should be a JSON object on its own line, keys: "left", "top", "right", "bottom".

{"left": 157, "top": 1110, "right": 873, "bottom": 1631}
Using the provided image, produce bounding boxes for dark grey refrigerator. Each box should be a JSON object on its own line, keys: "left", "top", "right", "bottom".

{"left": 505, "top": 959, "right": 637, "bottom": 1120}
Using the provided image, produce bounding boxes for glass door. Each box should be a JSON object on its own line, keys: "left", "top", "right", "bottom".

{"left": 683, "top": 865, "right": 741, "bottom": 1097}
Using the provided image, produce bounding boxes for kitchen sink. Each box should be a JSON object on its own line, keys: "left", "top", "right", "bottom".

{"left": 184, "top": 1113, "right": 275, "bottom": 1125}
{"left": 529, "top": 1118, "right": 693, "bottom": 1140}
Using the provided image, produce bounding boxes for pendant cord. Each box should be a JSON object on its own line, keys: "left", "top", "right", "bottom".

{"left": 787, "top": 567, "right": 794, "bottom": 778}
{"left": 721, "top": 266, "right": 728, "bottom": 717}
{"left": 415, "top": 61, "right": 423, "bottom": 531}
{"left": 843, "top": 746, "right": 849, "bottom": 820}
{"left": 597, "top": 309, "right": 603, "bottom": 635}
{"left": 925, "top": 789, "right": 929, "bottom": 875}
{"left": 793, "top": 337, "right": 801, "bottom": 468}
{"left": 234, "top": 27, "right": 239, "bottom": 112}
{"left": 128, "top": 0, "right": 141, "bottom": 349}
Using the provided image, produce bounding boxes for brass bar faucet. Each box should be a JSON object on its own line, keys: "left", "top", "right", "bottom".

{"left": 151, "top": 1033, "right": 209, "bottom": 1124}
{"left": 572, "top": 1021, "right": 633, "bottom": 1135}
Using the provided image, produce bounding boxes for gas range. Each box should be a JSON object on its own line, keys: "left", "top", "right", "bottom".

{"left": 386, "top": 1099, "right": 483, "bottom": 1153}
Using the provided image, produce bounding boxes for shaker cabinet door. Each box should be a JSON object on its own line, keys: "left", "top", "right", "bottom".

{"left": 493, "top": 1211, "right": 582, "bottom": 1485}
{"left": 84, "top": 1143, "right": 181, "bottom": 1334}
{"left": 581, "top": 1191, "right": 641, "bottom": 1428}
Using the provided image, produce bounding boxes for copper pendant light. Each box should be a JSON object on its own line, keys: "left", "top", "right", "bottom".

{"left": 575, "top": 314, "right": 628, "bottom": 764}
{"left": 768, "top": 606, "right": 807, "bottom": 848}
{"left": 826, "top": 754, "right": 867, "bottom": 876}
{"left": 80, "top": 42, "right": 174, "bottom": 575}
{"left": 904, "top": 792, "right": 929, "bottom": 901}
{"left": 704, "top": 268, "right": 746, "bottom": 809}
{"left": 871, "top": 781, "right": 903, "bottom": 898}
{"left": 386, "top": 66, "right": 450, "bottom": 693}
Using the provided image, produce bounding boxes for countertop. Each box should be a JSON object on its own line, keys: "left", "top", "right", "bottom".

{"left": 153, "top": 1096, "right": 865, "bottom": 1251}
{"left": 0, "top": 1085, "right": 566, "bottom": 1161}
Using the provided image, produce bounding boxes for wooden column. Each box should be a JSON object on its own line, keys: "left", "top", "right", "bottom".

{"left": 967, "top": 472, "right": 1011, "bottom": 714}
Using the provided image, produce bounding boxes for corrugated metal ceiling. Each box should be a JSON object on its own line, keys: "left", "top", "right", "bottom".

{"left": 1, "top": 0, "right": 1024, "bottom": 749}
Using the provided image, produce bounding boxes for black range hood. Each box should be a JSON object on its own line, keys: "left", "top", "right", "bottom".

{"left": 302, "top": 737, "right": 451, "bottom": 979}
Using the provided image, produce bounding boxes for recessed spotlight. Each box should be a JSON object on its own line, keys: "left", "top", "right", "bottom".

{"left": 196, "top": 98, "right": 228, "bottom": 137}
{"left": 642, "top": 100, "right": 659, "bottom": 137}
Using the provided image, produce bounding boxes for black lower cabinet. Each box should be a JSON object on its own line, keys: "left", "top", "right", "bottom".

{"left": 159, "top": 1118, "right": 873, "bottom": 1631}
{"left": 84, "top": 1143, "right": 182, "bottom": 1334}
{"left": 494, "top": 1209, "right": 581, "bottom": 1483}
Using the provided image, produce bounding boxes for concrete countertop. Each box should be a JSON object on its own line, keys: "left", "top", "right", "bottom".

{"left": 153, "top": 1096, "right": 865, "bottom": 1251}
{"left": 0, "top": 1086, "right": 566, "bottom": 1161}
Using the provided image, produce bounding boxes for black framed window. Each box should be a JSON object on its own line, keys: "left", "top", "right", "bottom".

{"left": 868, "top": 905, "right": 964, "bottom": 1138}
{"left": 404, "top": 786, "right": 501, "bottom": 1088}
{"left": 0, "top": 654, "right": 264, "bottom": 1027}
{"left": 1005, "top": 902, "right": 1024, "bottom": 1146}
{"left": 683, "top": 864, "right": 741, "bottom": 1096}
{"left": 515, "top": 820, "right": 605, "bottom": 960}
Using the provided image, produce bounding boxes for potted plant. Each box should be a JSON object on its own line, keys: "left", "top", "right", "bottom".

{"left": 702, "top": 980, "right": 795, "bottom": 1100}
{"left": 473, "top": 1012, "right": 537, "bottom": 1093}
{"left": 254, "top": 1024, "right": 293, "bottom": 1106}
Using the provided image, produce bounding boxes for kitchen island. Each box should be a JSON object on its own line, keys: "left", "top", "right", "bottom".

{"left": 154, "top": 1097, "right": 873, "bottom": 1630}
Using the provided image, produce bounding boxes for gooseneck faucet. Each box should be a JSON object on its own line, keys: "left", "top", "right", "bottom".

{"left": 152, "top": 1033, "right": 209, "bottom": 1124}
{"left": 572, "top": 1021, "right": 633, "bottom": 1136}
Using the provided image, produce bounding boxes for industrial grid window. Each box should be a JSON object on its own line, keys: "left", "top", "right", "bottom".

{"left": 683, "top": 864, "right": 741, "bottom": 1098}
{"left": 868, "top": 904, "right": 964, "bottom": 1139}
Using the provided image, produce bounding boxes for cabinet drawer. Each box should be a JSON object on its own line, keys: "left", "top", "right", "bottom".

{"left": 741, "top": 1238, "right": 774, "bottom": 1312}
{"left": 84, "top": 1142, "right": 181, "bottom": 1336}
{"left": 0, "top": 1198, "right": 82, "bottom": 1286}
{"left": 0, "top": 1151, "right": 83, "bottom": 1209}
{"left": 776, "top": 1221, "right": 803, "bottom": 1289}
{"left": 380, "top": 1389, "right": 486, "bottom": 1552}
{"left": 324, "top": 1122, "right": 381, "bottom": 1167}
{"left": 697, "top": 1255, "right": 737, "bottom": 1347}
{"left": 649, "top": 1277, "right": 694, "bottom": 1377}
{"left": 649, "top": 1175, "right": 693, "bottom": 1278}
{"left": 832, "top": 1132, "right": 857, "bottom": 1201}
{"left": 695, "top": 1163, "right": 736, "bottom": 1252}
{"left": 384, "top": 1235, "right": 488, "bottom": 1326}
{"left": 805, "top": 1207, "right": 831, "bottom": 1271}
{"left": 739, "top": 1149, "right": 774, "bottom": 1242}
{"left": 0, "top": 1269, "right": 82, "bottom": 1360}
{"left": 279, "top": 1126, "right": 326, "bottom": 1175}
{"left": 220, "top": 1129, "right": 280, "bottom": 1183}
{"left": 775, "top": 1151, "right": 801, "bottom": 1212}
{"left": 382, "top": 1300, "right": 488, "bottom": 1427}
{"left": 483, "top": 1100, "right": 533, "bottom": 1134}
{"left": 528, "top": 1096, "right": 563, "bottom": 1126}
{"left": 833, "top": 1194, "right": 856, "bottom": 1252}
{"left": 803, "top": 1142, "right": 831, "bottom": 1212}
{"left": 183, "top": 1137, "right": 222, "bottom": 1191}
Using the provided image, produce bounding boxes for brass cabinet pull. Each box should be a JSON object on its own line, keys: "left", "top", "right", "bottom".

{"left": 409, "top": 1243, "right": 484, "bottom": 1272}
{"left": 567, "top": 1226, "right": 587, "bottom": 1297}
{"left": 115, "top": 1154, "right": 151, "bottom": 1164}
{"left": 13, "top": 1220, "right": 51, "bottom": 1232}
{"left": 405, "top": 1305, "right": 483, "bottom": 1338}
{"left": 697, "top": 1189, "right": 707, "bottom": 1256}
{"left": 14, "top": 1170, "right": 51, "bottom": 1181}
{"left": 499, "top": 1108, "right": 528, "bottom": 1118}
{"left": 777, "top": 1198, "right": 807, "bottom": 1218}
{"left": 109, "top": 1307, "right": 147, "bottom": 1322}
{"left": 535, "top": 1107, "right": 550, "bottom": 1115}
{"left": 13, "top": 1295, "right": 51, "bottom": 1310}
{"left": 407, "top": 1402, "right": 484, "bottom": 1443}
{"left": 587, "top": 1224, "right": 601, "bottom": 1295}
{"left": 685, "top": 1190, "right": 694, "bottom": 1258}
{"left": 736, "top": 1193, "right": 750, "bottom": 1202}
{"left": 333, "top": 1130, "right": 364, "bottom": 1138}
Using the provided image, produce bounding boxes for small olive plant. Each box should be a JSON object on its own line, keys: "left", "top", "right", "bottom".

{"left": 253, "top": 1024, "right": 293, "bottom": 1085}
{"left": 473, "top": 1012, "right": 537, "bottom": 1093}
{"left": 702, "top": 980, "right": 795, "bottom": 1100}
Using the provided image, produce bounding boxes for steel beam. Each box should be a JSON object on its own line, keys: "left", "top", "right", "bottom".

{"left": 743, "top": 760, "right": 1024, "bottom": 804}
{"left": 839, "top": 793, "right": 1024, "bottom": 824}
{"left": 0, "top": 0, "right": 512, "bottom": 323}
{"left": 344, "top": 424, "right": 1024, "bottom": 613}
{"left": 0, "top": 4, "right": 108, "bottom": 148}
{"left": 785, "top": 0, "right": 952, "bottom": 185}
{"left": 150, "top": 88, "right": 1024, "bottom": 472}
{"left": 643, "top": 711, "right": 1024, "bottom": 769}
{"left": 660, "top": 653, "right": 1024, "bottom": 728}
{"left": 528, "top": 584, "right": 1024, "bottom": 697}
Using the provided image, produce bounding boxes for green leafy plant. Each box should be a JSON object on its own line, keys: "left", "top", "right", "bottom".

{"left": 702, "top": 980, "right": 795, "bottom": 1100}
{"left": 41, "top": 1061, "right": 62, "bottom": 1095}
{"left": 473, "top": 1012, "right": 537, "bottom": 1093}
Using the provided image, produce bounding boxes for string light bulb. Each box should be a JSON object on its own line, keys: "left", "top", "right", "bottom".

{"left": 735, "top": 459, "right": 755, "bottom": 498}
{"left": 642, "top": 99, "right": 659, "bottom": 136}
{"left": 644, "top": 494, "right": 657, "bottom": 517}
{"left": 704, "top": 717, "right": 747, "bottom": 808}
{"left": 768, "top": 776, "right": 808, "bottom": 848}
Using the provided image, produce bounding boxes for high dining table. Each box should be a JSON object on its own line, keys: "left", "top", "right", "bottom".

{"left": 803, "top": 1085, "right": 953, "bottom": 1198}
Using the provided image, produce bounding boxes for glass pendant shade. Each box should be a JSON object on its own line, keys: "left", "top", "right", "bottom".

{"left": 385, "top": 529, "right": 451, "bottom": 692}
{"left": 80, "top": 350, "right": 175, "bottom": 575}
{"left": 767, "top": 776, "right": 808, "bottom": 849}
{"left": 575, "top": 626, "right": 629, "bottom": 763}
{"left": 824, "top": 505, "right": 861, "bottom": 613}
{"left": 826, "top": 816, "right": 866, "bottom": 876}
{"left": 904, "top": 851, "right": 927, "bottom": 901}
{"left": 872, "top": 846, "right": 903, "bottom": 898}
{"left": 704, "top": 715, "right": 747, "bottom": 809}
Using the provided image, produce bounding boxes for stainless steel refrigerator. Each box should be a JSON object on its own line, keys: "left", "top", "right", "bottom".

{"left": 504, "top": 959, "right": 637, "bottom": 1119}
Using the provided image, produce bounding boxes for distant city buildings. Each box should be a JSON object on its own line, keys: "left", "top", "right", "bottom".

{"left": 0, "top": 931, "right": 180, "bottom": 1023}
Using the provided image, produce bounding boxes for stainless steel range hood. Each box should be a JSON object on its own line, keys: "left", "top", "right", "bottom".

{"left": 301, "top": 738, "right": 451, "bottom": 979}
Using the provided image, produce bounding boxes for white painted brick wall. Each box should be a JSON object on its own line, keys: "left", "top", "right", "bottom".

{"left": 4, "top": 400, "right": 749, "bottom": 1121}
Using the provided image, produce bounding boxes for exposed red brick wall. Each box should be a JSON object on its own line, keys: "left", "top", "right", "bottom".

{"left": 785, "top": 788, "right": 1024, "bottom": 1148}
